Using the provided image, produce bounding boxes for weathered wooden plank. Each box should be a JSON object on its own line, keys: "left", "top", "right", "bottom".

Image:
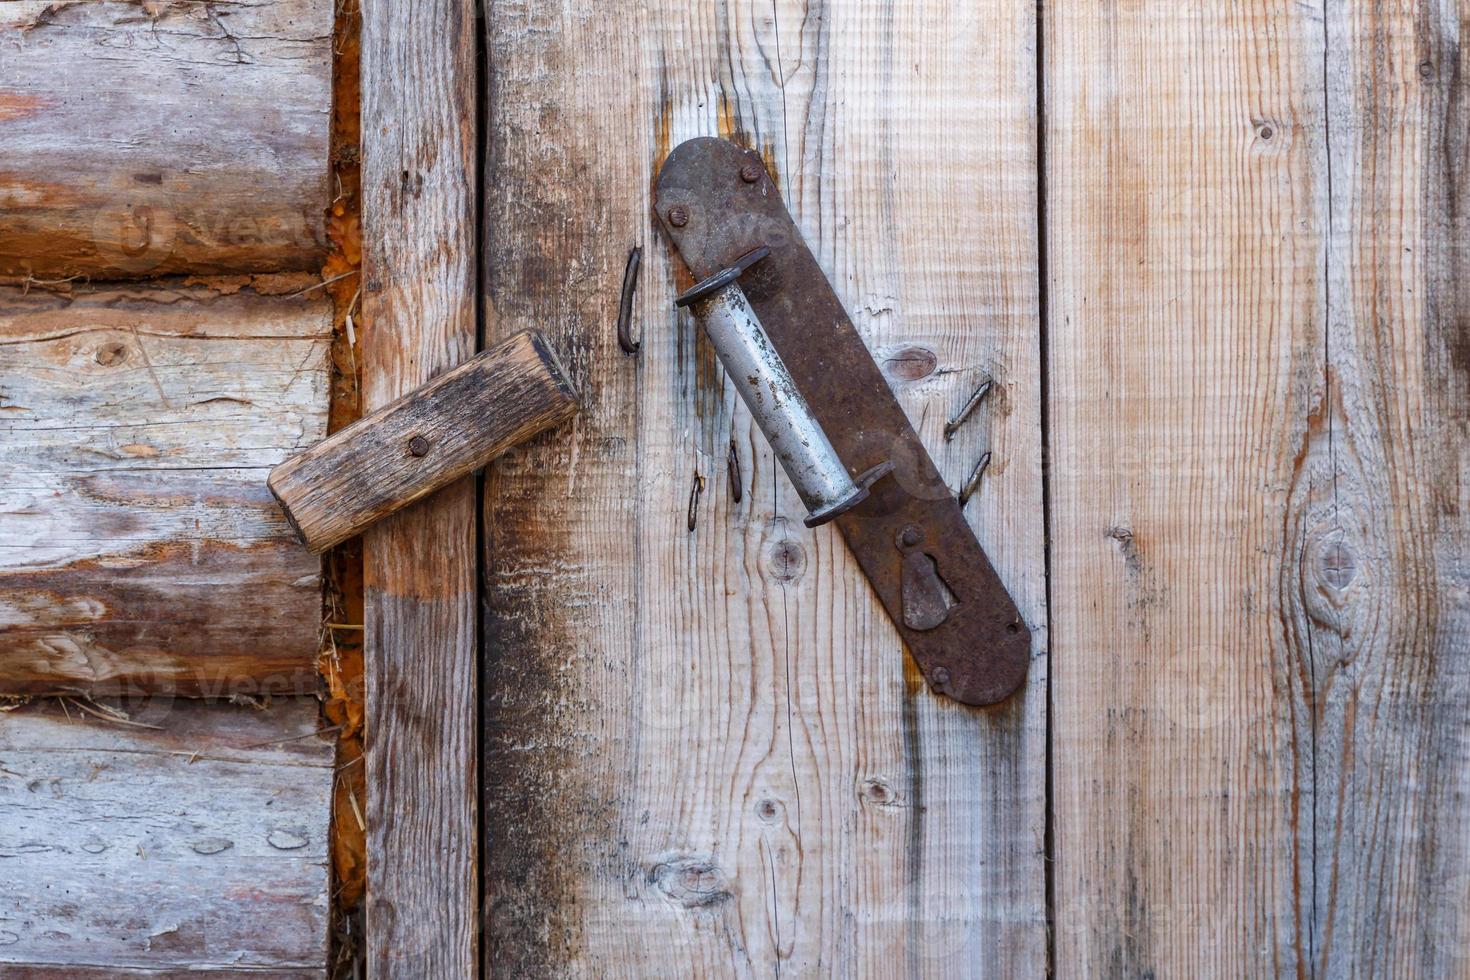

{"left": 358, "top": 0, "right": 479, "bottom": 974}
{"left": 0, "top": 698, "right": 333, "bottom": 976}
{"left": 1046, "top": 1, "right": 1326, "bottom": 972}
{"left": 271, "top": 330, "right": 578, "bottom": 554}
{"left": 0, "top": 279, "right": 330, "bottom": 697}
{"left": 1048, "top": 0, "right": 1470, "bottom": 974}
{"left": 483, "top": 0, "right": 1046, "bottom": 974}
{"left": 0, "top": 0, "right": 332, "bottom": 280}
{"left": 1306, "top": 0, "right": 1470, "bottom": 972}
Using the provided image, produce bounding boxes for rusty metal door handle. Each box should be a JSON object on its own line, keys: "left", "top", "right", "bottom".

{"left": 656, "top": 137, "right": 1030, "bottom": 706}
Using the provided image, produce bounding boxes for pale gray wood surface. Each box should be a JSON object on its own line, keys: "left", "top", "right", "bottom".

{"left": 0, "top": 279, "right": 330, "bottom": 697}
{"left": 0, "top": 698, "right": 333, "bottom": 976}
{"left": 481, "top": 0, "right": 1047, "bottom": 974}
{"left": 358, "top": 0, "right": 480, "bottom": 975}
{"left": 1047, "top": 0, "right": 1470, "bottom": 974}
{"left": 0, "top": 0, "right": 331, "bottom": 280}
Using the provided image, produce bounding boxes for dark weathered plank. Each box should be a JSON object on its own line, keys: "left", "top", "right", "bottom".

{"left": 270, "top": 330, "right": 577, "bottom": 554}
{"left": 359, "top": 0, "right": 479, "bottom": 974}
{"left": 0, "top": 698, "right": 333, "bottom": 976}
{"left": 482, "top": 0, "right": 1046, "bottom": 974}
{"left": 0, "top": 279, "right": 330, "bottom": 697}
{"left": 0, "top": 0, "right": 331, "bottom": 280}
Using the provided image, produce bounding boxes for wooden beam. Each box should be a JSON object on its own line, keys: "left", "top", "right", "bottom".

{"left": 358, "top": 0, "right": 479, "bottom": 975}
{"left": 0, "top": 699, "right": 333, "bottom": 976}
{"left": 0, "top": 279, "right": 330, "bottom": 697}
{"left": 1047, "top": 0, "right": 1470, "bottom": 972}
{"left": 481, "top": 0, "right": 1046, "bottom": 973}
{"left": 0, "top": 0, "right": 332, "bottom": 280}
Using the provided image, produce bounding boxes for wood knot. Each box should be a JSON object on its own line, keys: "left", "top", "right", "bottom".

{"left": 95, "top": 341, "right": 130, "bottom": 366}
{"left": 756, "top": 798, "right": 782, "bottom": 822}
{"left": 267, "top": 828, "right": 309, "bottom": 850}
{"left": 766, "top": 538, "right": 807, "bottom": 583}
{"left": 1315, "top": 536, "right": 1358, "bottom": 591}
{"left": 647, "top": 855, "right": 732, "bottom": 910}
{"left": 860, "top": 777, "right": 899, "bottom": 807}
{"left": 881, "top": 344, "right": 938, "bottom": 382}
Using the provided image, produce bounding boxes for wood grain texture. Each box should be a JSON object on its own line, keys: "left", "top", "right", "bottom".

{"left": 0, "top": 279, "right": 330, "bottom": 697}
{"left": 270, "top": 330, "right": 577, "bottom": 553}
{"left": 358, "top": 0, "right": 479, "bottom": 975}
{"left": 0, "top": 0, "right": 331, "bottom": 281}
{"left": 1047, "top": 0, "right": 1470, "bottom": 974}
{"left": 1310, "top": 0, "right": 1470, "bottom": 972}
{"left": 0, "top": 698, "right": 333, "bottom": 976}
{"left": 482, "top": 0, "right": 1046, "bottom": 975}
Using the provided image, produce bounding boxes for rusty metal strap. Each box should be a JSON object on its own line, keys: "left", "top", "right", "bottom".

{"left": 655, "top": 137, "right": 1030, "bottom": 706}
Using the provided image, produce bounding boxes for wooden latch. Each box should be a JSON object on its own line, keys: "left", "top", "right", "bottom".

{"left": 656, "top": 138, "right": 1030, "bottom": 706}
{"left": 268, "top": 330, "right": 579, "bottom": 553}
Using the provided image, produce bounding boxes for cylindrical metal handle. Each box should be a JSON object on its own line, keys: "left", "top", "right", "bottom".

{"left": 679, "top": 251, "right": 871, "bottom": 526}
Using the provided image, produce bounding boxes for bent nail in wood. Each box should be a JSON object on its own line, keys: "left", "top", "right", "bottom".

{"left": 268, "top": 330, "right": 579, "bottom": 554}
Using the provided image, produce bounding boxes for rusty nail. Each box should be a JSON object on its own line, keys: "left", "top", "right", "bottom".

{"left": 408, "top": 435, "right": 430, "bottom": 457}
{"left": 900, "top": 525, "right": 921, "bottom": 548}
{"left": 617, "top": 245, "right": 643, "bottom": 355}
{"left": 727, "top": 439, "right": 743, "bottom": 504}
{"left": 667, "top": 205, "right": 689, "bottom": 228}
{"left": 739, "top": 163, "right": 762, "bottom": 184}
{"left": 959, "top": 451, "right": 991, "bottom": 506}
{"left": 931, "top": 665, "right": 951, "bottom": 689}
{"left": 944, "top": 378, "right": 994, "bottom": 441}
{"left": 687, "top": 470, "right": 706, "bottom": 532}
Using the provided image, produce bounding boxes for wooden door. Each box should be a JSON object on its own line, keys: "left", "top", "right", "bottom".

{"left": 476, "top": 0, "right": 1047, "bottom": 975}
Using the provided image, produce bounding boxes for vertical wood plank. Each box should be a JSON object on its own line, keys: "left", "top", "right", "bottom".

{"left": 483, "top": 0, "right": 1045, "bottom": 974}
{"left": 1311, "top": 0, "right": 1470, "bottom": 972}
{"left": 359, "top": 0, "right": 479, "bottom": 975}
{"left": 1048, "top": 0, "right": 1470, "bottom": 974}
{"left": 1046, "top": 0, "right": 1328, "bottom": 974}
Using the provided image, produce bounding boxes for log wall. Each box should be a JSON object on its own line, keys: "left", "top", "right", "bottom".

{"left": 0, "top": 2, "right": 338, "bottom": 974}
{"left": 1, "top": 279, "right": 331, "bottom": 697}
{"left": 0, "top": 699, "right": 334, "bottom": 976}
{"left": 0, "top": 0, "right": 332, "bottom": 280}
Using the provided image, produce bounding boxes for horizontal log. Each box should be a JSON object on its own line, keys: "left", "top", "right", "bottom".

{"left": 0, "top": 279, "right": 331, "bottom": 696}
{"left": 0, "top": 698, "right": 333, "bottom": 976}
{"left": 269, "top": 330, "right": 578, "bottom": 553}
{"left": 0, "top": 0, "right": 332, "bottom": 280}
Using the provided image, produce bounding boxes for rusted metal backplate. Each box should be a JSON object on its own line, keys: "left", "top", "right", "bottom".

{"left": 655, "top": 137, "right": 1030, "bottom": 706}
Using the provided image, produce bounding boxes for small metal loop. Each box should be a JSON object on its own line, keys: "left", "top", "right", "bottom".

{"left": 727, "top": 439, "right": 743, "bottom": 504}
{"left": 687, "top": 470, "right": 706, "bottom": 532}
{"left": 673, "top": 245, "right": 771, "bottom": 308}
{"left": 617, "top": 246, "right": 643, "bottom": 354}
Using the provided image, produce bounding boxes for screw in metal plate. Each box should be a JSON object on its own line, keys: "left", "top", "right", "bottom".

{"left": 739, "top": 163, "right": 762, "bottom": 184}
{"left": 667, "top": 205, "right": 689, "bottom": 228}
{"left": 931, "top": 665, "right": 951, "bottom": 690}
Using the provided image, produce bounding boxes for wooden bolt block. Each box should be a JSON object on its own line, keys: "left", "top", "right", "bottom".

{"left": 269, "top": 330, "right": 579, "bottom": 553}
